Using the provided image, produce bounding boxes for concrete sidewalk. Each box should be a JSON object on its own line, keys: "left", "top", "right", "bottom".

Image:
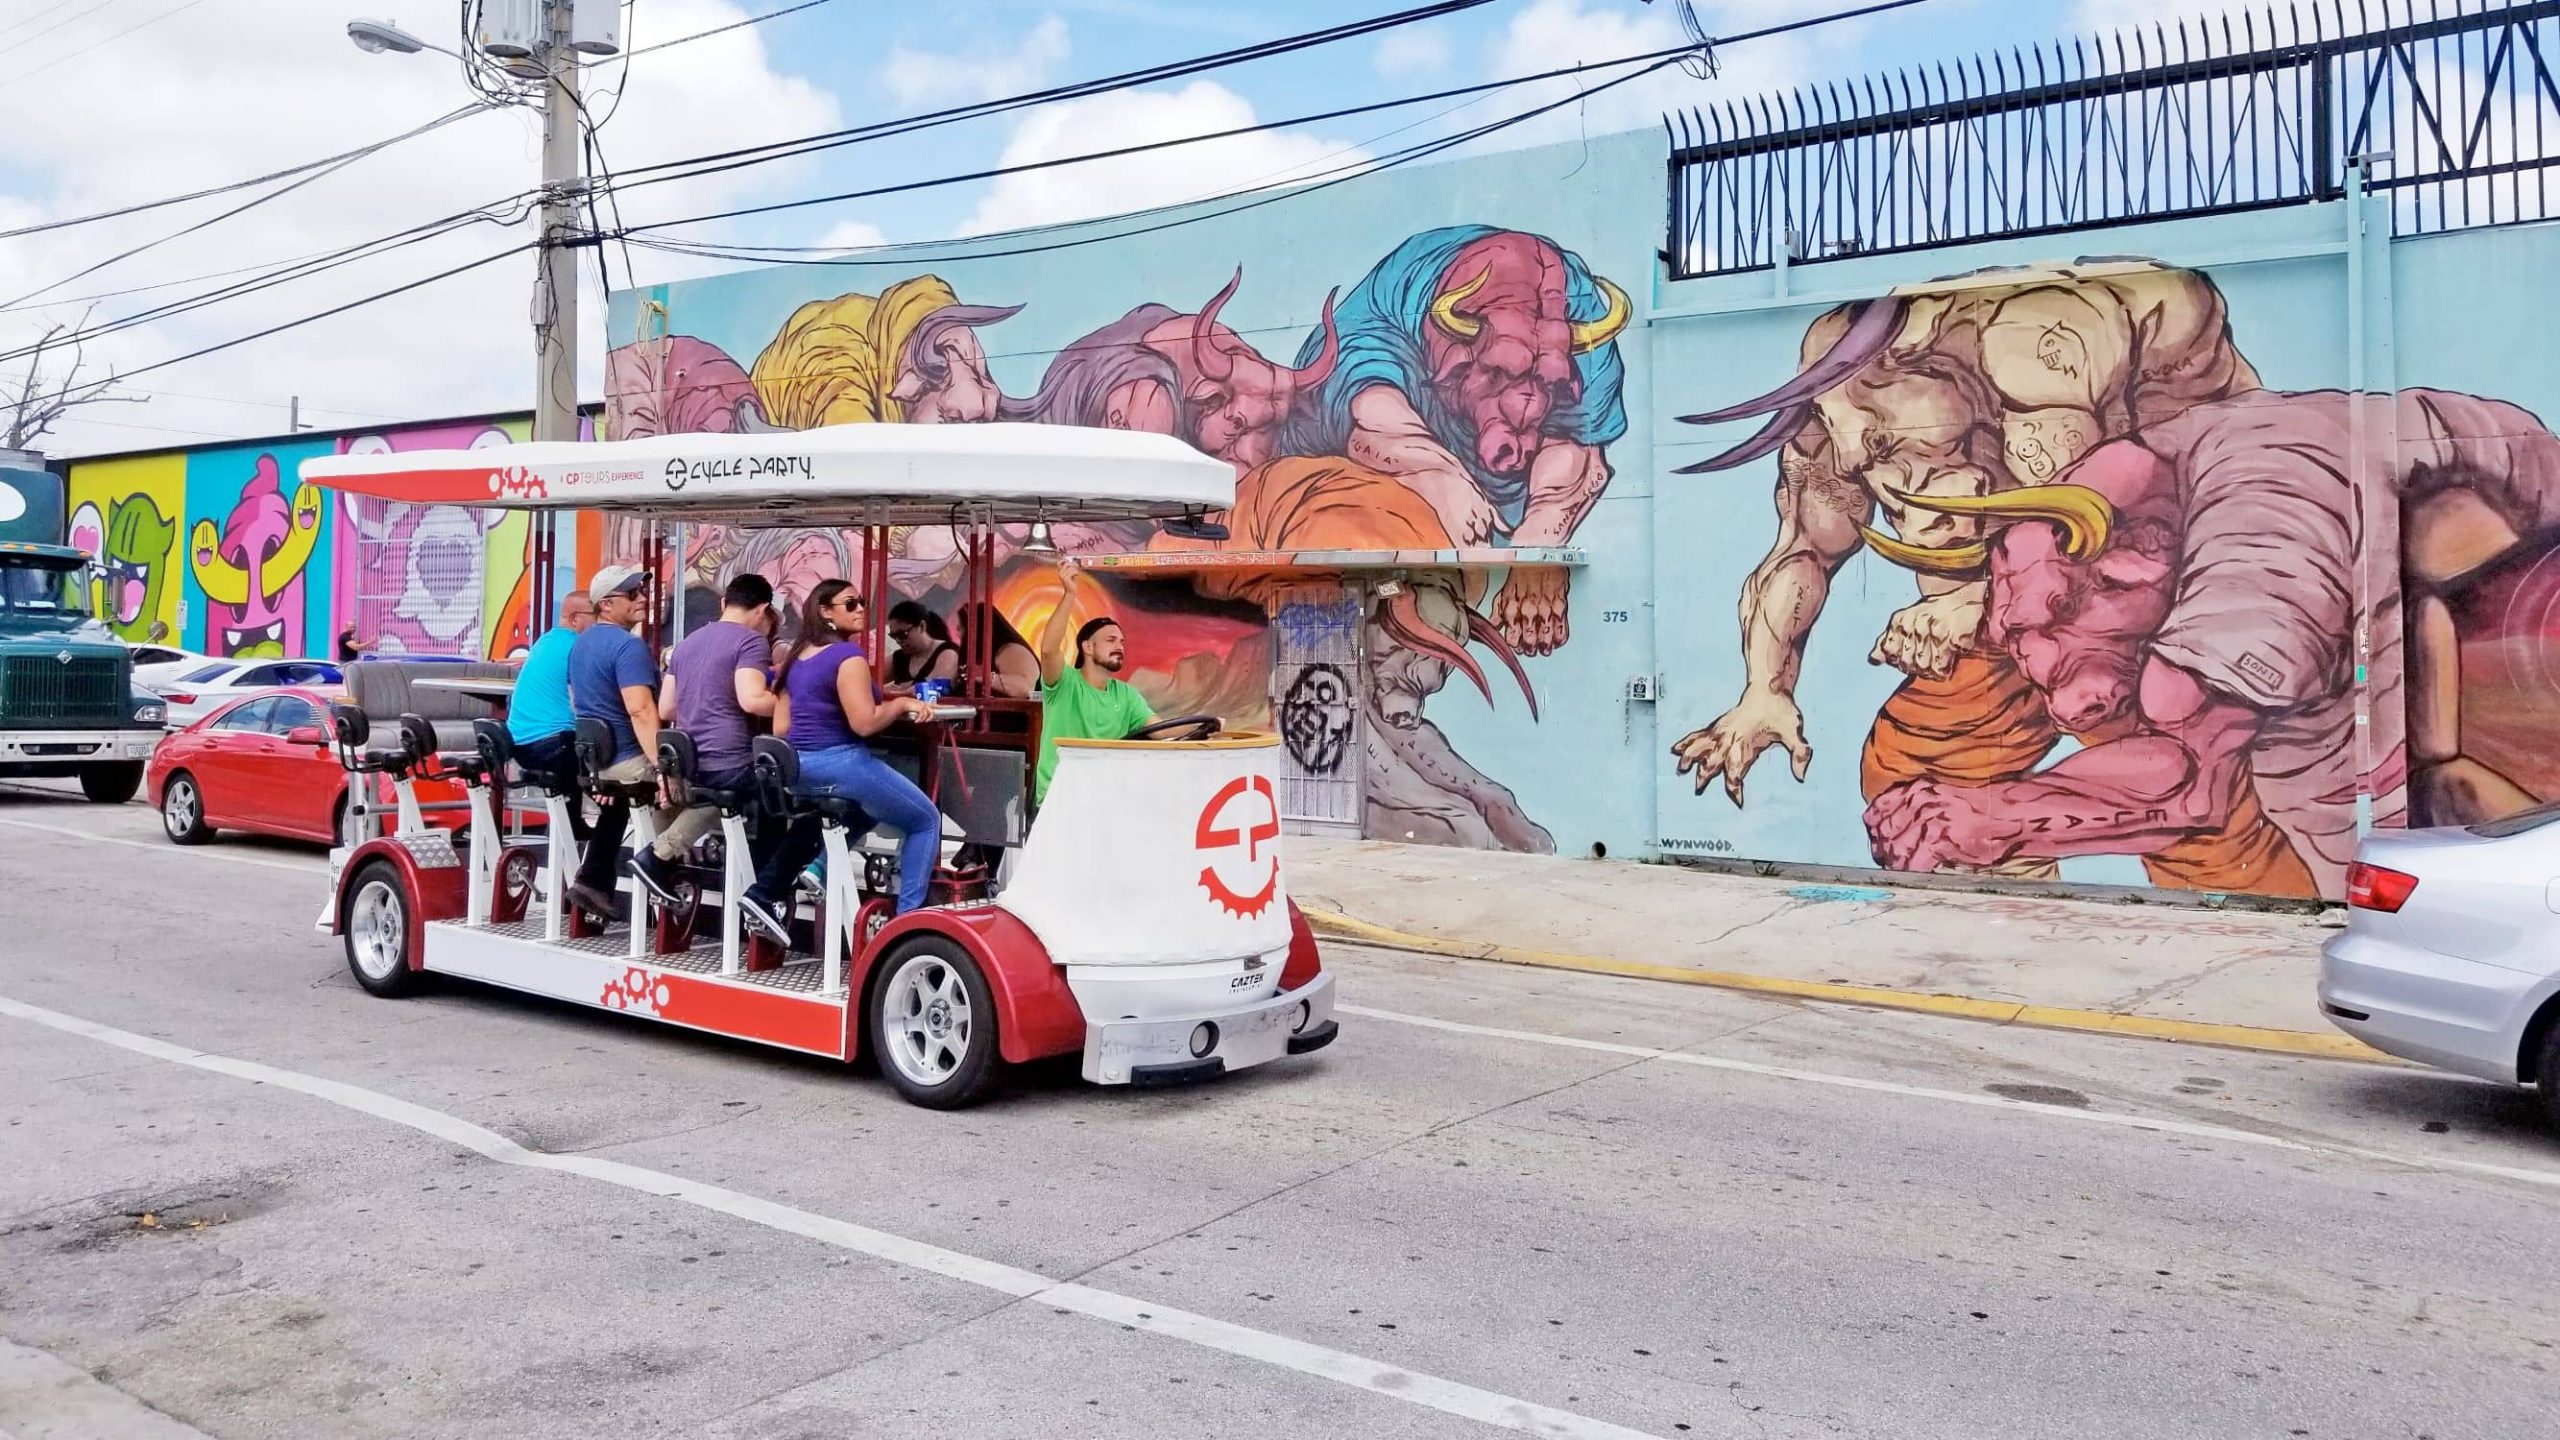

{"left": 1287, "top": 837, "right": 2371, "bottom": 1059}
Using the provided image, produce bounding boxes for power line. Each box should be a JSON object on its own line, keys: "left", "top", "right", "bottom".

{"left": 0, "top": 0, "right": 207, "bottom": 85}
{"left": 0, "top": 0, "right": 124, "bottom": 60}
{"left": 0, "top": 198, "right": 536, "bottom": 366}
{"left": 618, "top": 0, "right": 834, "bottom": 61}
{"left": 608, "top": 0, "right": 1505, "bottom": 192}
{"left": 0, "top": 2, "right": 101, "bottom": 46}
{"left": 0, "top": 103, "right": 498, "bottom": 313}
{"left": 88, "top": 50, "right": 1661, "bottom": 395}
{"left": 620, "top": 52, "right": 1688, "bottom": 272}
{"left": 110, "top": 241, "right": 537, "bottom": 384}
{"left": 604, "top": 0, "right": 1939, "bottom": 268}
{"left": 0, "top": 104, "right": 500, "bottom": 243}
{"left": 614, "top": 44, "right": 1687, "bottom": 238}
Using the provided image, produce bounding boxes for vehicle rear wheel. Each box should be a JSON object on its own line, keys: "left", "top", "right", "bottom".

{"left": 83, "top": 762, "right": 143, "bottom": 805}
{"left": 345, "top": 861, "right": 419, "bottom": 998}
{"left": 160, "top": 771, "right": 213, "bottom": 844}
{"left": 867, "top": 937, "right": 1002, "bottom": 1109}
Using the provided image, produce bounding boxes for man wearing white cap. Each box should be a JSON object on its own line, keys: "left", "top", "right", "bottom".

{"left": 565, "top": 564, "right": 663, "bottom": 918}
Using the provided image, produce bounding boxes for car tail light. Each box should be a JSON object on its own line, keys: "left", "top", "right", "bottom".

{"left": 163, "top": 692, "right": 194, "bottom": 705}
{"left": 2345, "top": 862, "right": 2419, "bottom": 913}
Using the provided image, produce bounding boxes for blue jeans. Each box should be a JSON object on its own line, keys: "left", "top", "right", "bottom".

{"left": 797, "top": 744, "right": 941, "bottom": 914}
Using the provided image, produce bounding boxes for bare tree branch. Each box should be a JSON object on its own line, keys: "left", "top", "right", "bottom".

{"left": 4, "top": 309, "right": 137, "bottom": 451}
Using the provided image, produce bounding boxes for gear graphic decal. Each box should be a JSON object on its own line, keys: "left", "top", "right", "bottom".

{"left": 1195, "top": 775, "right": 1281, "bottom": 919}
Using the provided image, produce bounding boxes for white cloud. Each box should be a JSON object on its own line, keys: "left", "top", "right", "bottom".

{"left": 0, "top": 0, "right": 840, "bottom": 458}
{"left": 815, "top": 220, "right": 891, "bottom": 251}
{"left": 957, "top": 81, "right": 1366, "bottom": 237}
{"left": 1481, "top": 0, "right": 1827, "bottom": 152}
{"left": 884, "top": 15, "right": 1070, "bottom": 108}
{"left": 1372, "top": 28, "right": 1452, "bottom": 79}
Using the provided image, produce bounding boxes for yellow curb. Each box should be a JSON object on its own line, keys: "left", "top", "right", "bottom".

{"left": 1302, "top": 907, "right": 2400, "bottom": 1066}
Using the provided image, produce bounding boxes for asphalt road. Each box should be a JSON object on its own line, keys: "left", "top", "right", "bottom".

{"left": 4, "top": 779, "right": 2558, "bottom": 1440}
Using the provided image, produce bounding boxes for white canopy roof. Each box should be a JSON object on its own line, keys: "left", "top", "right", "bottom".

{"left": 298, "top": 423, "right": 1235, "bottom": 525}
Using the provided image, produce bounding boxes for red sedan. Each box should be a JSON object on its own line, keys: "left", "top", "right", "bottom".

{"left": 147, "top": 686, "right": 467, "bottom": 847}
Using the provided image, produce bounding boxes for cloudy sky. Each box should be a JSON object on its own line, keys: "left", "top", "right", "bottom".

{"left": 0, "top": 0, "right": 2267, "bottom": 458}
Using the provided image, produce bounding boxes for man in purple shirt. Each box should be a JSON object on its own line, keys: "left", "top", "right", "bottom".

{"left": 629, "top": 574, "right": 780, "bottom": 905}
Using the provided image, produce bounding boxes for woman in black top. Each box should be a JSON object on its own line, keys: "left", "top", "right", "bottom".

{"left": 884, "top": 600, "right": 961, "bottom": 693}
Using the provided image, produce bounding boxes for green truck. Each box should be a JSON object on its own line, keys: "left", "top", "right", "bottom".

{"left": 0, "top": 463, "right": 167, "bottom": 801}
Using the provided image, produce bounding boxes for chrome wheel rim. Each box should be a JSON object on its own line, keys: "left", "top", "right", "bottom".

{"left": 882, "top": 953, "right": 971, "bottom": 1088}
{"left": 162, "top": 779, "right": 195, "bottom": 835}
{"left": 349, "top": 880, "right": 404, "bottom": 981}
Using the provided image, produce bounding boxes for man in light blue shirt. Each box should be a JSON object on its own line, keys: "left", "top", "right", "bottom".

{"left": 506, "top": 588, "right": 593, "bottom": 813}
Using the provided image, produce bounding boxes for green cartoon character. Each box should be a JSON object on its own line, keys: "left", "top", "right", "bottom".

{"left": 97, "top": 494, "right": 176, "bottom": 639}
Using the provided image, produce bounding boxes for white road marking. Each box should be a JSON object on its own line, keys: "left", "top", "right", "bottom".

{"left": 0, "top": 1336, "right": 216, "bottom": 1439}
{"left": 0, "top": 995, "right": 1666, "bottom": 1440}
{"left": 1342, "top": 1004, "right": 2560, "bottom": 1191}
{"left": 0, "top": 817, "right": 322, "bottom": 875}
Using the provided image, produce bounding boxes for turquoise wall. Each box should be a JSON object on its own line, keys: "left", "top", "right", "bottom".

{"left": 608, "top": 132, "right": 2560, "bottom": 900}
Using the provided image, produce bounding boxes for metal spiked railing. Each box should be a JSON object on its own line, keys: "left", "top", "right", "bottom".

{"left": 1665, "top": 0, "right": 2560, "bottom": 277}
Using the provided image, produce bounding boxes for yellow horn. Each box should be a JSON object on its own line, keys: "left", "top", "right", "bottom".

{"left": 1428, "top": 267, "right": 1490, "bottom": 340}
{"left": 265, "top": 483, "right": 324, "bottom": 599}
{"left": 1569, "top": 276, "right": 1632, "bottom": 353}
{"left": 1858, "top": 525, "right": 1988, "bottom": 578}
{"left": 189, "top": 518, "right": 248, "bottom": 607}
{"left": 1893, "top": 483, "right": 2118, "bottom": 558}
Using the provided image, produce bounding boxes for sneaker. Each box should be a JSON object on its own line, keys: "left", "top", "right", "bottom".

{"left": 628, "top": 849, "right": 683, "bottom": 906}
{"left": 568, "top": 880, "right": 626, "bottom": 924}
{"left": 737, "top": 890, "right": 792, "bottom": 947}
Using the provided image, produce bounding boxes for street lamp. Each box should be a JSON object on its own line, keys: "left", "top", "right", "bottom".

{"left": 344, "top": 18, "right": 459, "bottom": 59}
{"left": 343, "top": 5, "right": 584, "bottom": 452}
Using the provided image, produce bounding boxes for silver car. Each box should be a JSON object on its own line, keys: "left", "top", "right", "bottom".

{"left": 2320, "top": 807, "right": 2560, "bottom": 1129}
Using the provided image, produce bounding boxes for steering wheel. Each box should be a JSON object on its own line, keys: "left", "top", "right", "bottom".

{"left": 1127, "top": 713, "right": 1223, "bottom": 742}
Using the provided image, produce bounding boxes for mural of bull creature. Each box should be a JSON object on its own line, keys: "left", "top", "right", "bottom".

{"left": 1285, "top": 224, "right": 1631, "bottom": 656}
{"left": 1667, "top": 259, "right": 2258, "bottom": 881}
{"left": 191, "top": 453, "right": 323, "bottom": 659}
{"left": 1855, "top": 387, "right": 2560, "bottom": 900}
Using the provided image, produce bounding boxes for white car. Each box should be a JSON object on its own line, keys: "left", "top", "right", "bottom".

{"left": 127, "top": 643, "right": 212, "bottom": 691}
{"left": 152, "top": 658, "right": 344, "bottom": 729}
{"left": 2319, "top": 808, "right": 2560, "bottom": 1129}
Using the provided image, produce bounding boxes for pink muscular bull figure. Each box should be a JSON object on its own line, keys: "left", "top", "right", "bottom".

{"left": 190, "top": 454, "right": 323, "bottom": 659}
{"left": 1860, "top": 388, "right": 2560, "bottom": 896}
{"left": 1859, "top": 446, "right": 2268, "bottom": 882}
{"left": 1299, "top": 227, "right": 1631, "bottom": 656}
{"left": 1140, "top": 268, "right": 1339, "bottom": 469}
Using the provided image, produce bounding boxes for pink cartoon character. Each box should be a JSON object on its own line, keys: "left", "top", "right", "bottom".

{"left": 192, "top": 454, "right": 324, "bottom": 658}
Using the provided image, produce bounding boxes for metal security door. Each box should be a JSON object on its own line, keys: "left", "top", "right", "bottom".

{"left": 1268, "top": 583, "right": 1364, "bottom": 834}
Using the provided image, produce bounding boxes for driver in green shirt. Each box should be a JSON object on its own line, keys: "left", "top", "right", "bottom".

{"left": 1034, "top": 557, "right": 1154, "bottom": 805}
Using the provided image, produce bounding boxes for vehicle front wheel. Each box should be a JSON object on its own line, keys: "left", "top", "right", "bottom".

{"left": 867, "top": 937, "right": 1002, "bottom": 1109}
{"left": 160, "top": 771, "right": 213, "bottom": 844}
{"left": 82, "top": 762, "right": 143, "bottom": 804}
{"left": 344, "top": 860, "right": 420, "bottom": 998}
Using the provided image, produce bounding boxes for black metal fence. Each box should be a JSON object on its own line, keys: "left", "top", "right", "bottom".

{"left": 1665, "top": 0, "right": 2560, "bottom": 278}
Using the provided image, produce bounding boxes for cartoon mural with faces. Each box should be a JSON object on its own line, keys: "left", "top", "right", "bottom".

{"left": 336, "top": 427, "right": 513, "bottom": 657}
{"left": 190, "top": 453, "right": 325, "bottom": 658}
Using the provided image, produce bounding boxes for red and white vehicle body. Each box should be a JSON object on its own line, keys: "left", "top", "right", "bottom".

{"left": 298, "top": 424, "right": 1335, "bottom": 1108}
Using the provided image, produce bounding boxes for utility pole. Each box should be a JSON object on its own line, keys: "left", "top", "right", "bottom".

{"left": 532, "top": 0, "right": 583, "bottom": 446}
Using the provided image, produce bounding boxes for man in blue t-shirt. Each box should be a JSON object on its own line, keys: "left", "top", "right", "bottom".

{"left": 565, "top": 565, "right": 664, "bottom": 917}
{"left": 506, "top": 588, "right": 594, "bottom": 812}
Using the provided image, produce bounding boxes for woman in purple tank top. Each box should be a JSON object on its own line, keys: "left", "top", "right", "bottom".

{"left": 743, "top": 581, "right": 943, "bottom": 941}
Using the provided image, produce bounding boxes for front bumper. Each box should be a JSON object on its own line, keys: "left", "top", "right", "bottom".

{"left": 0, "top": 728, "right": 157, "bottom": 769}
{"left": 2318, "top": 931, "right": 2541, "bottom": 1085}
{"left": 1083, "top": 971, "right": 1338, "bottom": 1085}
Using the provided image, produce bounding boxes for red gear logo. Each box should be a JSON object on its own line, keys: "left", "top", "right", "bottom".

{"left": 1195, "top": 775, "right": 1281, "bottom": 919}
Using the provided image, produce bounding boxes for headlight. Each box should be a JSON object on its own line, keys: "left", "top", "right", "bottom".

{"left": 133, "top": 703, "right": 166, "bottom": 725}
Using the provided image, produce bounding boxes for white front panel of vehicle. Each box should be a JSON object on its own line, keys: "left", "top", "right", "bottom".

{"left": 1002, "top": 737, "right": 1292, "bottom": 968}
